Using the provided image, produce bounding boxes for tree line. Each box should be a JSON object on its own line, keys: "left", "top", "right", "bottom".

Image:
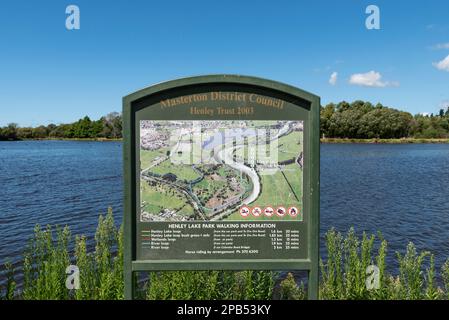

{"left": 0, "top": 112, "right": 122, "bottom": 141}
{"left": 2, "top": 101, "right": 449, "bottom": 141}
{"left": 321, "top": 100, "right": 449, "bottom": 139}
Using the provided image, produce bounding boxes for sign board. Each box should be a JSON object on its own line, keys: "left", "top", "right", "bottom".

{"left": 123, "top": 75, "right": 320, "bottom": 299}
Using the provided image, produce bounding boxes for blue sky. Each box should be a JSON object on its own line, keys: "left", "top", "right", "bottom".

{"left": 0, "top": 0, "right": 448, "bottom": 126}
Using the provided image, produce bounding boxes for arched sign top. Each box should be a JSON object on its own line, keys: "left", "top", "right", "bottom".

{"left": 123, "top": 75, "right": 320, "bottom": 300}
{"left": 124, "top": 74, "right": 320, "bottom": 108}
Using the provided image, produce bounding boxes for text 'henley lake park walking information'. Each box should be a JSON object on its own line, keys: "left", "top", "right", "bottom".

{"left": 136, "top": 90, "right": 307, "bottom": 260}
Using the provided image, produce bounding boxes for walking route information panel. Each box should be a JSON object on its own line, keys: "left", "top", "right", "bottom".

{"left": 123, "top": 75, "right": 320, "bottom": 299}
{"left": 139, "top": 118, "right": 305, "bottom": 260}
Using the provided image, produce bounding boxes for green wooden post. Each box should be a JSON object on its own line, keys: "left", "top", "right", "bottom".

{"left": 308, "top": 94, "right": 320, "bottom": 300}
{"left": 123, "top": 96, "right": 134, "bottom": 300}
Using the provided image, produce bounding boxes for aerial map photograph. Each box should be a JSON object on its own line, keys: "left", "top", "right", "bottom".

{"left": 139, "top": 120, "right": 303, "bottom": 222}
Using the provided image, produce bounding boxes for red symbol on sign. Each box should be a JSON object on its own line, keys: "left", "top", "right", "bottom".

{"left": 252, "top": 207, "right": 262, "bottom": 217}
{"left": 276, "top": 206, "right": 286, "bottom": 217}
{"left": 240, "top": 206, "right": 250, "bottom": 218}
{"left": 264, "top": 206, "right": 274, "bottom": 217}
{"left": 288, "top": 206, "right": 299, "bottom": 217}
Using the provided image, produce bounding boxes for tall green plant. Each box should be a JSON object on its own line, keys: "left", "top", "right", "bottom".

{"left": 1, "top": 261, "right": 16, "bottom": 300}
{"left": 279, "top": 273, "right": 305, "bottom": 300}
{"left": 22, "top": 225, "right": 71, "bottom": 300}
{"left": 373, "top": 234, "right": 387, "bottom": 299}
{"left": 73, "top": 207, "right": 122, "bottom": 300}
{"left": 441, "top": 258, "right": 449, "bottom": 299}
{"left": 396, "top": 242, "right": 430, "bottom": 300}
{"left": 319, "top": 228, "right": 344, "bottom": 299}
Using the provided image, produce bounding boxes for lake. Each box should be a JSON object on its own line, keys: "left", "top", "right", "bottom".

{"left": 1, "top": 141, "right": 449, "bottom": 283}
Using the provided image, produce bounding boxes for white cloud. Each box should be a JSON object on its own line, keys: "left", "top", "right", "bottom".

{"left": 433, "top": 54, "right": 449, "bottom": 72}
{"left": 329, "top": 72, "right": 338, "bottom": 86}
{"left": 348, "top": 71, "right": 399, "bottom": 88}
{"left": 434, "top": 43, "right": 449, "bottom": 49}
{"left": 419, "top": 112, "right": 431, "bottom": 117}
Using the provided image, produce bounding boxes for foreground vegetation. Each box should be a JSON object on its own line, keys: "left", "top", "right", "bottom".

{"left": 1, "top": 208, "right": 449, "bottom": 300}
{"left": 3, "top": 101, "right": 449, "bottom": 141}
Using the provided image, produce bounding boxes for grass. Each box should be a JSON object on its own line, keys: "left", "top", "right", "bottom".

{"left": 140, "top": 149, "right": 168, "bottom": 170}
{"left": 281, "top": 163, "right": 302, "bottom": 205}
{"left": 234, "top": 130, "right": 302, "bottom": 164}
{"left": 140, "top": 180, "right": 194, "bottom": 216}
{"left": 226, "top": 166, "right": 302, "bottom": 221}
{"left": 277, "top": 131, "right": 302, "bottom": 162}
{"left": 256, "top": 169, "right": 298, "bottom": 207}
{"left": 3, "top": 209, "right": 449, "bottom": 300}
{"left": 149, "top": 160, "right": 201, "bottom": 182}
{"left": 250, "top": 168, "right": 301, "bottom": 221}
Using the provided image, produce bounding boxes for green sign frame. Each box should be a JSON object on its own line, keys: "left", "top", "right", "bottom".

{"left": 123, "top": 75, "right": 320, "bottom": 299}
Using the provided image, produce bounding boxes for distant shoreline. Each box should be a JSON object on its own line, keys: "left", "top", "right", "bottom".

{"left": 320, "top": 138, "right": 449, "bottom": 144}
{"left": 2, "top": 137, "right": 449, "bottom": 144}
{"left": 0, "top": 137, "right": 122, "bottom": 142}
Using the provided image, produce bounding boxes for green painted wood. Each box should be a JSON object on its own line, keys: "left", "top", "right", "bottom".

{"left": 132, "top": 259, "right": 312, "bottom": 271}
{"left": 308, "top": 94, "right": 320, "bottom": 300}
{"left": 122, "top": 98, "right": 134, "bottom": 300}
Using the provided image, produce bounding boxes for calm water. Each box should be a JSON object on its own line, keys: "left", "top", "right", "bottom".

{"left": 320, "top": 144, "right": 449, "bottom": 275}
{"left": 1, "top": 141, "right": 449, "bottom": 282}
{"left": 0, "top": 141, "right": 123, "bottom": 270}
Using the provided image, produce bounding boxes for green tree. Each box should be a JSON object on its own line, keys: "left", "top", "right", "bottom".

{"left": 72, "top": 116, "right": 93, "bottom": 138}
{"left": 320, "top": 104, "right": 335, "bottom": 137}
{"left": 17, "top": 127, "right": 33, "bottom": 139}
{"left": 1, "top": 123, "right": 19, "bottom": 140}
{"left": 32, "top": 126, "right": 48, "bottom": 139}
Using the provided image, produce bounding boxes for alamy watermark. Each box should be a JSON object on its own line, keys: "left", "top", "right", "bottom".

{"left": 63, "top": 5, "right": 379, "bottom": 31}
{"left": 169, "top": 125, "right": 280, "bottom": 169}
{"left": 66, "top": 5, "right": 80, "bottom": 30}
{"left": 365, "top": 5, "right": 380, "bottom": 30}
{"left": 65, "top": 265, "right": 80, "bottom": 290}
{"left": 366, "top": 265, "right": 380, "bottom": 290}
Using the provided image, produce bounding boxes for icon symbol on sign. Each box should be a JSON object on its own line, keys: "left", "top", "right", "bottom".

{"left": 264, "top": 206, "right": 274, "bottom": 217}
{"left": 288, "top": 206, "right": 299, "bottom": 217}
{"left": 252, "top": 207, "right": 261, "bottom": 217}
{"left": 276, "top": 206, "right": 286, "bottom": 217}
{"left": 240, "top": 206, "right": 250, "bottom": 217}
